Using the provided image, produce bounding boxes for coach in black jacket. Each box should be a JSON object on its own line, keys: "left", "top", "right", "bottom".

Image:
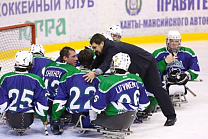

{"left": 84, "top": 33, "right": 176, "bottom": 126}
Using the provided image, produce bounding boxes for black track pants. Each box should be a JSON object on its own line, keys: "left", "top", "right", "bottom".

{"left": 142, "top": 58, "right": 176, "bottom": 119}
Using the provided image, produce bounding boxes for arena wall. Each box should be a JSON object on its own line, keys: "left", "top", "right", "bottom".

{"left": 0, "top": 0, "right": 208, "bottom": 52}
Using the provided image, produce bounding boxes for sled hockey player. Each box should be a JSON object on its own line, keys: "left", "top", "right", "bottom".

{"left": 152, "top": 30, "right": 200, "bottom": 105}
{"left": 106, "top": 25, "right": 157, "bottom": 117}
{"left": 50, "top": 49, "right": 103, "bottom": 135}
{"left": 29, "top": 44, "right": 53, "bottom": 78}
{"left": 55, "top": 46, "right": 83, "bottom": 67}
{"left": 90, "top": 52, "right": 150, "bottom": 132}
{"left": 106, "top": 25, "right": 122, "bottom": 42}
{"left": 74, "top": 45, "right": 96, "bottom": 68}
{"left": 44, "top": 47, "right": 79, "bottom": 125}
{"left": 0, "top": 50, "right": 48, "bottom": 135}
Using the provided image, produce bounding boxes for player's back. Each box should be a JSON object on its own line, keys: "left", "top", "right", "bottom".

{"left": 92, "top": 73, "right": 150, "bottom": 115}
{"left": 29, "top": 56, "right": 53, "bottom": 78}
{"left": 57, "top": 70, "right": 103, "bottom": 113}
{"left": 0, "top": 72, "right": 46, "bottom": 113}
{"left": 44, "top": 61, "right": 78, "bottom": 100}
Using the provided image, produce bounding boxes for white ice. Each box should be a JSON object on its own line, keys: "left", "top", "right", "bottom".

{"left": 0, "top": 41, "right": 207, "bottom": 139}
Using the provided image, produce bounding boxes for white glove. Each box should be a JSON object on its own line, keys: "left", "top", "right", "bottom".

{"left": 165, "top": 53, "right": 178, "bottom": 64}
{"left": 89, "top": 110, "right": 98, "bottom": 121}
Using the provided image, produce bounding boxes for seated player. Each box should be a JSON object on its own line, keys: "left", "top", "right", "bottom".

{"left": 50, "top": 49, "right": 103, "bottom": 135}
{"left": 90, "top": 52, "right": 150, "bottom": 130}
{"left": 29, "top": 44, "right": 53, "bottom": 78}
{"left": 44, "top": 46, "right": 78, "bottom": 124}
{"left": 0, "top": 50, "right": 48, "bottom": 135}
{"left": 152, "top": 30, "right": 200, "bottom": 104}
{"left": 106, "top": 25, "right": 122, "bottom": 42}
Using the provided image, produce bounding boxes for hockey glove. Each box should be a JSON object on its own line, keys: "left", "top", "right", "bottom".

{"left": 50, "top": 119, "right": 63, "bottom": 135}
{"left": 166, "top": 73, "right": 178, "bottom": 85}
{"left": 166, "top": 68, "right": 181, "bottom": 85}
{"left": 176, "top": 72, "right": 190, "bottom": 85}
{"left": 133, "top": 111, "right": 144, "bottom": 124}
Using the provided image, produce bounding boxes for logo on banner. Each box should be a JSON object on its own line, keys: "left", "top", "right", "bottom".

{"left": 126, "top": 0, "right": 142, "bottom": 16}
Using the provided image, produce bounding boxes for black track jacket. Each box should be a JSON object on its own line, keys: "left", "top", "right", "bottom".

{"left": 92, "top": 39, "right": 154, "bottom": 79}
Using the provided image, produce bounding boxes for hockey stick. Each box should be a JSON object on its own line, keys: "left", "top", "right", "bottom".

{"left": 44, "top": 124, "right": 49, "bottom": 136}
{"left": 193, "top": 79, "right": 203, "bottom": 82}
{"left": 185, "top": 85, "right": 196, "bottom": 97}
{"left": 0, "top": 112, "right": 6, "bottom": 124}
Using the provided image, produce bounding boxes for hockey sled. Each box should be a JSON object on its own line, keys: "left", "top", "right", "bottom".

{"left": 168, "top": 85, "right": 188, "bottom": 107}
{"left": 75, "top": 126, "right": 132, "bottom": 139}
{"left": 92, "top": 110, "right": 136, "bottom": 130}
{"left": 5, "top": 113, "right": 34, "bottom": 135}
{"left": 74, "top": 111, "right": 136, "bottom": 138}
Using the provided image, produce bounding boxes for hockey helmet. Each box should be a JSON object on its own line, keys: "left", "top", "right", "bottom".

{"left": 15, "top": 50, "right": 33, "bottom": 69}
{"left": 101, "top": 33, "right": 113, "bottom": 41}
{"left": 166, "top": 30, "right": 181, "bottom": 53}
{"left": 106, "top": 25, "right": 122, "bottom": 41}
{"left": 111, "top": 52, "right": 131, "bottom": 72}
{"left": 30, "top": 44, "right": 45, "bottom": 56}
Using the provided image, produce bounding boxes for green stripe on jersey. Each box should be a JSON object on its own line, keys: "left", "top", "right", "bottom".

{"left": 99, "top": 73, "right": 144, "bottom": 93}
{"left": 0, "top": 72, "right": 45, "bottom": 88}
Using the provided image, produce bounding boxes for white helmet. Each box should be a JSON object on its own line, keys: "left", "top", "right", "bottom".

{"left": 15, "top": 50, "right": 33, "bottom": 69}
{"left": 101, "top": 33, "right": 113, "bottom": 41}
{"left": 30, "top": 44, "right": 45, "bottom": 56}
{"left": 111, "top": 52, "right": 131, "bottom": 72}
{"left": 106, "top": 25, "right": 122, "bottom": 38}
{"left": 166, "top": 30, "right": 181, "bottom": 53}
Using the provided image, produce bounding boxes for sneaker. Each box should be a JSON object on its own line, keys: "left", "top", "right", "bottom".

{"left": 164, "top": 118, "right": 177, "bottom": 126}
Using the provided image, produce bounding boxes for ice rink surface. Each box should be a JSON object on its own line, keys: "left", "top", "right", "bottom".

{"left": 0, "top": 41, "right": 208, "bottom": 139}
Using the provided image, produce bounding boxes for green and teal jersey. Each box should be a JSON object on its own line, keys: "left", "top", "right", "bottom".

{"left": 152, "top": 46, "right": 200, "bottom": 81}
{"left": 0, "top": 72, "right": 48, "bottom": 122}
{"left": 44, "top": 61, "right": 79, "bottom": 100}
{"left": 91, "top": 73, "right": 150, "bottom": 116}
{"left": 29, "top": 55, "right": 53, "bottom": 79}
{"left": 52, "top": 70, "right": 104, "bottom": 120}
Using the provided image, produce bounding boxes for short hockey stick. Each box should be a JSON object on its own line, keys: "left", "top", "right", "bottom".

{"left": 0, "top": 112, "right": 5, "bottom": 124}
{"left": 44, "top": 124, "right": 49, "bottom": 136}
{"left": 185, "top": 85, "right": 197, "bottom": 97}
{"left": 193, "top": 79, "right": 203, "bottom": 82}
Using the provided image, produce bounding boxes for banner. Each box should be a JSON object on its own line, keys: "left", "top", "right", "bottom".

{"left": 0, "top": 0, "right": 207, "bottom": 45}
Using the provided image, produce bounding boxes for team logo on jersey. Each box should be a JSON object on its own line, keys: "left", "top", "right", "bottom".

{"left": 126, "top": 0, "right": 142, "bottom": 16}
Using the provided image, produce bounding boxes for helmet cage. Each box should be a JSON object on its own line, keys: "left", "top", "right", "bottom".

{"left": 30, "top": 44, "right": 45, "bottom": 56}
{"left": 110, "top": 53, "right": 131, "bottom": 73}
{"left": 15, "top": 50, "right": 33, "bottom": 69}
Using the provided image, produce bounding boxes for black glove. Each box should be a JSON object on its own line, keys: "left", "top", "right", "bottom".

{"left": 176, "top": 72, "right": 189, "bottom": 85}
{"left": 50, "top": 119, "right": 63, "bottom": 135}
{"left": 166, "top": 69, "right": 180, "bottom": 85}
{"left": 166, "top": 69, "right": 190, "bottom": 85}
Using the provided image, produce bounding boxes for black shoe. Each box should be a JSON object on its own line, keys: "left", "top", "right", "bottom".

{"left": 164, "top": 118, "right": 177, "bottom": 126}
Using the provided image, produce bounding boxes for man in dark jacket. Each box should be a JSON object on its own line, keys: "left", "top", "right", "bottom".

{"left": 84, "top": 33, "right": 176, "bottom": 126}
